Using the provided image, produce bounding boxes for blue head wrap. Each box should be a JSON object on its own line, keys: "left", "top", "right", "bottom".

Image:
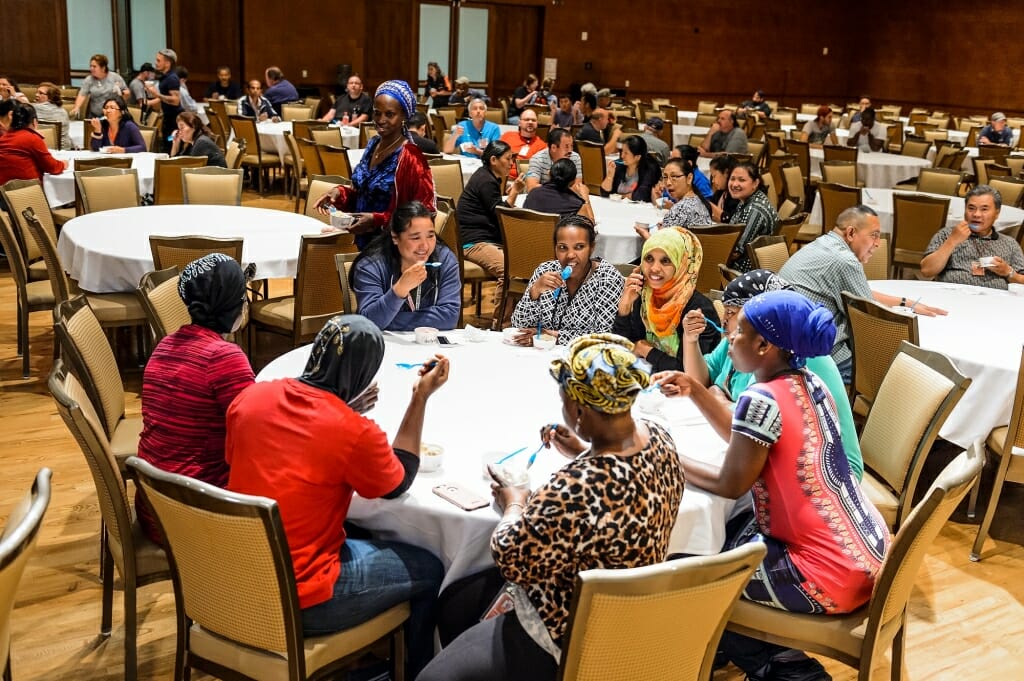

{"left": 743, "top": 290, "right": 836, "bottom": 368}
{"left": 374, "top": 80, "right": 416, "bottom": 120}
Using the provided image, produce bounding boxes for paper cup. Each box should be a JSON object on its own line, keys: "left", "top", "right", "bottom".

{"left": 534, "top": 334, "right": 557, "bottom": 350}
{"left": 419, "top": 443, "right": 444, "bottom": 472}
{"left": 414, "top": 326, "right": 439, "bottom": 344}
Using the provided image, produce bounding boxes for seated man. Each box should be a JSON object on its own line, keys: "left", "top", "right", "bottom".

{"left": 596, "top": 87, "right": 613, "bottom": 110}
{"left": 779, "top": 205, "right": 946, "bottom": 382}
{"left": 552, "top": 94, "right": 574, "bottom": 129}
{"left": 576, "top": 108, "right": 620, "bottom": 154}
{"left": 320, "top": 74, "right": 372, "bottom": 125}
{"left": 846, "top": 107, "right": 885, "bottom": 152}
{"left": 524, "top": 127, "right": 583, "bottom": 191}
{"left": 737, "top": 89, "right": 771, "bottom": 120}
{"left": 641, "top": 117, "right": 671, "bottom": 165}
{"left": 979, "top": 112, "right": 1014, "bottom": 146}
{"left": 407, "top": 112, "right": 439, "bottom": 154}
{"left": 447, "top": 76, "right": 488, "bottom": 107}
{"left": 571, "top": 92, "right": 597, "bottom": 126}
{"left": 442, "top": 97, "right": 501, "bottom": 158}
{"left": 175, "top": 66, "right": 198, "bottom": 113}
{"left": 699, "top": 109, "right": 749, "bottom": 157}
{"left": 850, "top": 95, "right": 871, "bottom": 124}
{"left": 499, "top": 109, "right": 545, "bottom": 179}
{"left": 204, "top": 66, "right": 241, "bottom": 101}
{"left": 239, "top": 80, "right": 276, "bottom": 120}
{"left": 920, "top": 185, "right": 1024, "bottom": 289}
{"left": 263, "top": 66, "right": 299, "bottom": 116}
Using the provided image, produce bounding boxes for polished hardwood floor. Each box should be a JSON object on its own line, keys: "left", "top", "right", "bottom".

{"left": 1, "top": 190, "right": 1022, "bottom": 680}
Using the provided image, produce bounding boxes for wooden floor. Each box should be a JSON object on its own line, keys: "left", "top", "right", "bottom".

{"left": 1, "top": 190, "right": 1023, "bottom": 680}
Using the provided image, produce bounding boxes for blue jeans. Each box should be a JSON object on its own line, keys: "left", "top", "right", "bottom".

{"left": 301, "top": 538, "right": 443, "bottom": 678}
{"left": 836, "top": 357, "right": 852, "bottom": 385}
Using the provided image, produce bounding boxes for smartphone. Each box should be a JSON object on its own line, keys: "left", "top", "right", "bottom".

{"left": 433, "top": 483, "right": 489, "bottom": 511}
{"left": 437, "top": 335, "right": 453, "bottom": 346}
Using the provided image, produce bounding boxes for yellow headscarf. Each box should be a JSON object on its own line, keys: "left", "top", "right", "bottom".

{"left": 640, "top": 227, "right": 702, "bottom": 357}
{"left": 549, "top": 333, "right": 651, "bottom": 414}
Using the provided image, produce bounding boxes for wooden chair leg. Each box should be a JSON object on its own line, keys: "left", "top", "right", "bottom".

{"left": 391, "top": 625, "right": 406, "bottom": 681}
{"left": 971, "top": 448, "right": 1010, "bottom": 561}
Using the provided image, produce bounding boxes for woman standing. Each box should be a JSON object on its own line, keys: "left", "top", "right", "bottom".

{"left": 170, "top": 111, "right": 226, "bottom": 167}
{"left": 728, "top": 162, "right": 779, "bottom": 272}
{"left": 315, "top": 80, "right": 436, "bottom": 249}
{"left": 613, "top": 227, "right": 721, "bottom": 371}
{"left": 350, "top": 201, "right": 461, "bottom": 331}
{"left": 600, "top": 135, "right": 660, "bottom": 202}
{"left": 425, "top": 62, "right": 452, "bottom": 107}
{"left": 654, "top": 290, "right": 889, "bottom": 681}
{"left": 457, "top": 140, "right": 525, "bottom": 319}
{"left": 510, "top": 214, "right": 624, "bottom": 345}
{"left": 417, "top": 334, "right": 683, "bottom": 681}
{"left": 74, "top": 54, "right": 130, "bottom": 119}
{"left": 135, "top": 254, "right": 254, "bottom": 544}
{"left": 89, "top": 96, "right": 146, "bottom": 153}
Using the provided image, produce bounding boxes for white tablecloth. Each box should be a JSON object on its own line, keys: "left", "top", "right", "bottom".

{"left": 810, "top": 149, "right": 931, "bottom": 188}
{"left": 256, "top": 330, "right": 735, "bottom": 588}
{"left": 808, "top": 188, "right": 1024, "bottom": 237}
{"left": 672, "top": 124, "right": 707, "bottom": 147}
{"left": 256, "top": 120, "right": 360, "bottom": 159}
{"left": 56, "top": 204, "right": 324, "bottom": 292}
{"left": 346, "top": 149, "right": 482, "bottom": 186}
{"left": 43, "top": 150, "right": 165, "bottom": 208}
{"left": 869, "top": 280, "right": 1024, "bottom": 448}
{"left": 676, "top": 110, "right": 698, "bottom": 126}
{"left": 69, "top": 120, "right": 84, "bottom": 149}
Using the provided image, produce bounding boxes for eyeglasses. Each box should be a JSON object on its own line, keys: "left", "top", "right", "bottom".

{"left": 102, "top": 105, "right": 120, "bottom": 110}
{"left": 661, "top": 174, "right": 685, "bottom": 181}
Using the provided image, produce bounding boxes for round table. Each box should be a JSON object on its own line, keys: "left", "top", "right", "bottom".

{"left": 870, "top": 280, "right": 1024, "bottom": 449}
{"left": 346, "top": 149, "right": 482, "bottom": 187}
{"left": 69, "top": 120, "right": 85, "bottom": 149}
{"left": 808, "top": 188, "right": 1024, "bottom": 237}
{"left": 44, "top": 150, "right": 165, "bottom": 208}
{"left": 56, "top": 204, "right": 324, "bottom": 293}
{"left": 257, "top": 120, "right": 360, "bottom": 159}
{"left": 256, "top": 329, "right": 735, "bottom": 588}
{"left": 810, "top": 149, "right": 931, "bottom": 188}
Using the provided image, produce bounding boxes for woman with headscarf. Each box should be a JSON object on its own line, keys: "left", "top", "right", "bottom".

{"left": 315, "top": 79, "right": 437, "bottom": 249}
{"left": 678, "top": 269, "right": 863, "bottom": 480}
{"left": 418, "top": 334, "right": 684, "bottom": 681}
{"left": 135, "top": 254, "right": 255, "bottom": 544}
{"left": 225, "top": 315, "right": 448, "bottom": 678}
{"left": 654, "top": 290, "right": 890, "bottom": 681}
{"left": 612, "top": 227, "right": 721, "bottom": 371}
{"left": 350, "top": 200, "right": 461, "bottom": 331}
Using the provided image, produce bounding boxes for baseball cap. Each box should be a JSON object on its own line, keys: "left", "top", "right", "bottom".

{"left": 645, "top": 116, "right": 665, "bottom": 131}
{"left": 158, "top": 48, "right": 177, "bottom": 62}
{"left": 992, "top": 112, "right": 1007, "bottom": 122}
{"left": 596, "top": 88, "right": 611, "bottom": 98}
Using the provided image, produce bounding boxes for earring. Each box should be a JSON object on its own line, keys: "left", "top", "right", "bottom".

{"left": 402, "top": 121, "right": 409, "bottom": 135}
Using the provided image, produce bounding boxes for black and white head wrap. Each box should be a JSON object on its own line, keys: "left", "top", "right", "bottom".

{"left": 177, "top": 253, "right": 246, "bottom": 334}
{"left": 721, "top": 268, "right": 792, "bottom": 308}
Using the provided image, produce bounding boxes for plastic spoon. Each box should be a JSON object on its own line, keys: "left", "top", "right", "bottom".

{"left": 539, "top": 266, "right": 573, "bottom": 338}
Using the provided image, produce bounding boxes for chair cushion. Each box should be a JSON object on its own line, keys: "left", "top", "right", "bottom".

{"left": 859, "top": 472, "right": 897, "bottom": 527}
{"left": 52, "top": 206, "right": 76, "bottom": 226}
{"left": 88, "top": 293, "right": 147, "bottom": 324}
{"left": 987, "top": 425, "right": 1007, "bottom": 454}
{"left": 28, "top": 259, "right": 48, "bottom": 282}
{"left": 26, "top": 280, "right": 55, "bottom": 306}
{"left": 110, "top": 415, "right": 144, "bottom": 463}
{"left": 242, "top": 153, "right": 282, "bottom": 165}
{"left": 188, "top": 602, "right": 409, "bottom": 681}
{"left": 729, "top": 599, "right": 868, "bottom": 662}
{"left": 251, "top": 297, "right": 295, "bottom": 331}
{"left": 462, "top": 261, "right": 489, "bottom": 281}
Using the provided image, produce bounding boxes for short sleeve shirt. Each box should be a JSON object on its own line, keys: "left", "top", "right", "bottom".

{"left": 925, "top": 225, "right": 1024, "bottom": 290}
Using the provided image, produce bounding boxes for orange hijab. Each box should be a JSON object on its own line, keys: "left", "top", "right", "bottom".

{"left": 640, "top": 227, "right": 702, "bottom": 357}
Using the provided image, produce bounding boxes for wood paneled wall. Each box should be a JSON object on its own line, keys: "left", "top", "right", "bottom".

{"left": 3, "top": 1, "right": 1024, "bottom": 116}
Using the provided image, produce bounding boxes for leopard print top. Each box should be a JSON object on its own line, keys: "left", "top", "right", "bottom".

{"left": 490, "top": 420, "right": 684, "bottom": 645}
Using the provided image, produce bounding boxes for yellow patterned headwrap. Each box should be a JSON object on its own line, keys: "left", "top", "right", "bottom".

{"left": 549, "top": 333, "right": 651, "bottom": 414}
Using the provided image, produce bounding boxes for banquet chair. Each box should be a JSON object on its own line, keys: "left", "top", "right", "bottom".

{"left": 696, "top": 101, "right": 717, "bottom": 114}
{"left": 282, "top": 132, "right": 306, "bottom": 209}
{"left": 780, "top": 163, "right": 807, "bottom": 208}
{"left": 495, "top": 206, "right": 560, "bottom": 324}
{"left": 912, "top": 167, "right": 961, "bottom": 197}
{"left": 717, "top": 263, "right": 741, "bottom": 288}
{"left": 923, "top": 129, "right": 948, "bottom": 143}
{"left": 55, "top": 156, "right": 134, "bottom": 225}
{"left": 153, "top": 156, "right": 208, "bottom": 205}
{"left": 821, "top": 161, "right": 860, "bottom": 187}
{"left": 970, "top": 157, "right": 1001, "bottom": 188}
{"left": 317, "top": 144, "right": 354, "bottom": 180}
{"left": 304, "top": 174, "right": 350, "bottom": 223}
{"left": 229, "top": 114, "right": 281, "bottom": 193}
{"left": 745, "top": 235, "right": 789, "bottom": 272}
{"left": 0, "top": 178, "right": 55, "bottom": 282}
{"left": 297, "top": 137, "right": 326, "bottom": 191}
{"left": 862, "top": 237, "right": 891, "bottom": 280}
{"left": 436, "top": 194, "right": 492, "bottom": 319}
{"left": 694, "top": 113, "right": 717, "bottom": 127}
{"left": 977, "top": 145, "right": 1010, "bottom": 162}
{"left": 746, "top": 139, "right": 765, "bottom": 167}
{"left": 149, "top": 234, "right": 244, "bottom": 272}
{"left": 1003, "top": 154, "right": 1024, "bottom": 177}
{"left": 75, "top": 167, "right": 141, "bottom": 213}
{"left": 937, "top": 148, "right": 969, "bottom": 174}
{"left": 964, "top": 125, "right": 982, "bottom": 147}
{"left": 900, "top": 138, "right": 931, "bottom": 159}
{"left": 292, "top": 120, "right": 329, "bottom": 143}
{"left": 558, "top": 543, "right": 765, "bottom": 681}
{"left": 726, "top": 448, "right": 981, "bottom": 681}
{"left": 311, "top": 127, "right": 344, "bottom": 147}
{"left": 281, "top": 102, "right": 314, "bottom": 121}
{"left": 0, "top": 468, "right": 51, "bottom": 681}
{"left": 891, "top": 193, "right": 949, "bottom": 278}
{"left": 814, "top": 183, "right": 862, "bottom": 244}
{"left": 774, "top": 108, "right": 797, "bottom": 127}
{"left": 334, "top": 252, "right": 359, "bottom": 314}
{"left": 987, "top": 163, "right": 1012, "bottom": 179}
{"left": 429, "top": 158, "right": 464, "bottom": 204}
{"left": 776, "top": 197, "right": 802, "bottom": 221}
{"left": 971, "top": 346, "right": 1024, "bottom": 561}
{"left": 36, "top": 122, "right": 60, "bottom": 150}
{"left": 206, "top": 100, "right": 230, "bottom": 138}
{"left": 576, "top": 140, "right": 606, "bottom": 194}
{"left": 136, "top": 267, "right": 190, "bottom": 342}
{"left": 775, "top": 212, "right": 808, "bottom": 252}
{"left": 823, "top": 144, "right": 858, "bottom": 163}
{"left": 181, "top": 167, "right": 245, "bottom": 206}
{"left": 760, "top": 172, "right": 779, "bottom": 209}
{"left": 858, "top": 340, "right": 970, "bottom": 530}
{"left": 842, "top": 293, "right": 920, "bottom": 420}
{"left": 783, "top": 138, "right": 812, "bottom": 185}
{"left": 23, "top": 206, "right": 148, "bottom": 345}
{"left": 136, "top": 125, "right": 159, "bottom": 152}
{"left": 989, "top": 176, "right": 1024, "bottom": 209}
{"left": 359, "top": 121, "right": 378, "bottom": 148}
{"left": 127, "top": 456, "right": 410, "bottom": 681}
{"left": 688, "top": 134, "right": 706, "bottom": 149}
{"left": 48, "top": 361, "right": 169, "bottom": 681}
{"left": 52, "top": 295, "right": 145, "bottom": 464}
{"left": 0, "top": 213, "right": 54, "bottom": 378}
{"left": 690, "top": 224, "right": 743, "bottom": 295}
{"left": 250, "top": 232, "right": 357, "bottom": 353}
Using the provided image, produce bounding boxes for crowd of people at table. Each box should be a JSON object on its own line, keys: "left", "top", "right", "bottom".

{"left": 7, "top": 50, "right": 1024, "bottom": 681}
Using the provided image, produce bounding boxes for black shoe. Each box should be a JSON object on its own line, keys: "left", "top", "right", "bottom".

{"left": 752, "top": 657, "right": 831, "bottom": 681}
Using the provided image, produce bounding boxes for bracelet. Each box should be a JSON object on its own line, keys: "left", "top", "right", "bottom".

{"left": 504, "top": 502, "right": 525, "bottom": 515}
{"left": 899, "top": 297, "right": 906, "bottom": 307}
{"left": 90, "top": 133, "right": 102, "bottom": 139}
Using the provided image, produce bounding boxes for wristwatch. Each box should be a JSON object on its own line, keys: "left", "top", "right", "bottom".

{"left": 899, "top": 297, "right": 906, "bottom": 307}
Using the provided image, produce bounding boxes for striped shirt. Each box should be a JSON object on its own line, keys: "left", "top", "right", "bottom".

{"left": 730, "top": 190, "right": 779, "bottom": 271}
{"left": 778, "top": 232, "right": 872, "bottom": 364}
{"left": 524, "top": 149, "right": 583, "bottom": 184}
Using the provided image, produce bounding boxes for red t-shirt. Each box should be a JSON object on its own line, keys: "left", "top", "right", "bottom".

{"left": 0, "top": 128, "right": 65, "bottom": 186}
{"left": 225, "top": 378, "right": 404, "bottom": 608}
{"left": 499, "top": 131, "right": 546, "bottom": 179}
